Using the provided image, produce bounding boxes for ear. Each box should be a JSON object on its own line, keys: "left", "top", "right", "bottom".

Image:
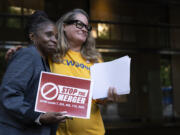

{"left": 29, "top": 33, "right": 34, "bottom": 41}
{"left": 63, "top": 23, "right": 67, "bottom": 31}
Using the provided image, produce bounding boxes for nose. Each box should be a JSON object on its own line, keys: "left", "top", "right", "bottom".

{"left": 82, "top": 26, "right": 88, "bottom": 33}
{"left": 51, "top": 35, "right": 57, "bottom": 43}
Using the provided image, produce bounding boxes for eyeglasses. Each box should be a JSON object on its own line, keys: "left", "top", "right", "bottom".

{"left": 64, "top": 20, "right": 92, "bottom": 32}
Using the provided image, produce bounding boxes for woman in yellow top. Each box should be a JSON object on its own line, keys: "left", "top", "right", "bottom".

{"left": 50, "top": 9, "right": 117, "bottom": 135}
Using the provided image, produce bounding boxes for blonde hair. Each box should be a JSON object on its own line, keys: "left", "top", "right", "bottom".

{"left": 53, "top": 8, "right": 101, "bottom": 63}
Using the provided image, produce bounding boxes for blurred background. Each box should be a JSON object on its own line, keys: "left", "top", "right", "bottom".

{"left": 1, "top": 0, "right": 180, "bottom": 134}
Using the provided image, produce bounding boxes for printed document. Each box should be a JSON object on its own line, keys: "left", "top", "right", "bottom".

{"left": 90, "top": 56, "right": 131, "bottom": 99}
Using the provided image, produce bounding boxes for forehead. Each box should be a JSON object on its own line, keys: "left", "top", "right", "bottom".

{"left": 38, "top": 23, "right": 56, "bottom": 32}
{"left": 74, "top": 13, "right": 88, "bottom": 24}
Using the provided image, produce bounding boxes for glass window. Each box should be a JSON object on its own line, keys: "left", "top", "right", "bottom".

{"left": 98, "top": 23, "right": 110, "bottom": 39}
{"left": 122, "top": 25, "right": 136, "bottom": 42}
{"left": 8, "top": 6, "right": 21, "bottom": 15}
{"left": 90, "top": 23, "right": 98, "bottom": 39}
{"left": 160, "top": 57, "right": 173, "bottom": 118}
{"left": 111, "top": 25, "right": 122, "bottom": 40}
{"left": 7, "top": 17, "right": 21, "bottom": 28}
{"left": 23, "top": 8, "right": 35, "bottom": 15}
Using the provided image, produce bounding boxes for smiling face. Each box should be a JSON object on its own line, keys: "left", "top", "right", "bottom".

{"left": 32, "top": 23, "right": 57, "bottom": 57}
{"left": 64, "top": 13, "right": 89, "bottom": 47}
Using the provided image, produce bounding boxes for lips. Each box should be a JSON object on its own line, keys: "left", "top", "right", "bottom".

{"left": 78, "top": 33, "right": 87, "bottom": 38}
{"left": 78, "top": 31, "right": 88, "bottom": 35}
{"left": 48, "top": 44, "right": 57, "bottom": 48}
{"left": 48, "top": 44, "right": 57, "bottom": 52}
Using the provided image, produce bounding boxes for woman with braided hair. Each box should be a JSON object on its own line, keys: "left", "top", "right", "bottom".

{"left": 0, "top": 10, "right": 67, "bottom": 135}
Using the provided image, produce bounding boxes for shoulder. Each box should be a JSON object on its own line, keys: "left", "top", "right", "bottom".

{"left": 6, "top": 45, "right": 41, "bottom": 68}
{"left": 16, "top": 45, "right": 37, "bottom": 55}
{"left": 12, "top": 45, "right": 40, "bottom": 60}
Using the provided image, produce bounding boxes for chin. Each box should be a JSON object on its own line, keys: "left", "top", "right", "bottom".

{"left": 48, "top": 46, "right": 56, "bottom": 50}
{"left": 48, "top": 48, "right": 57, "bottom": 53}
{"left": 79, "top": 38, "right": 87, "bottom": 43}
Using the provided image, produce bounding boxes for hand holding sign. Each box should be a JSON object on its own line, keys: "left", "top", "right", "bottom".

{"left": 39, "top": 111, "right": 67, "bottom": 124}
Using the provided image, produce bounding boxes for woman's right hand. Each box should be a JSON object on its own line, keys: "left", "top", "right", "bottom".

{"left": 5, "top": 45, "right": 22, "bottom": 61}
{"left": 39, "top": 111, "right": 67, "bottom": 124}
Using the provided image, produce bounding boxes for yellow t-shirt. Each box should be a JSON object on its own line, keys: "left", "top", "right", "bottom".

{"left": 49, "top": 50, "right": 105, "bottom": 135}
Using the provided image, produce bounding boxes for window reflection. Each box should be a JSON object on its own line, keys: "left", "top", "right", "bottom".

{"left": 8, "top": 6, "right": 35, "bottom": 15}
{"left": 8, "top": 6, "right": 21, "bottom": 15}
{"left": 98, "top": 23, "right": 110, "bottom": 39}
{"left": 6, "top": 6, "right": 35, "bottom": 28}
{"left": 91, "top": 28, "right": 97, "bottom": 39}
{"left": 160, "top": 58, "right": 173, "bottom": 118}
{"left": 90, "top": 22, "right": 136, "bottom": 42}
{"left": 23, "top": 8, "right": 35, "bottom": 15}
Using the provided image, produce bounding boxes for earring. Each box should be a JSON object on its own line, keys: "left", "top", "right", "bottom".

{"left": 32, "top": 40, "right": 37, "bottom": 45}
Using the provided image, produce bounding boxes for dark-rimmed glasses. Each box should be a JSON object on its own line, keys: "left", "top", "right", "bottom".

{"left": 64, "top": 20, "right": 92, "bottom": 32}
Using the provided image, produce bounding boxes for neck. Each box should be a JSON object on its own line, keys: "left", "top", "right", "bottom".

{"left": 41, "top": 53, "right": 47, "bottom": 61}
{"left": 69, "top": 41, "right": 82, "bottom": 52}
{"left": 35, "top": 45, "right": 47, "bottom": 60}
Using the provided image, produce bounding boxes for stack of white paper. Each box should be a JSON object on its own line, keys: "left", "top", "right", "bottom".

{"left": 90, "top": 56, "right": 131, "bottom": 99}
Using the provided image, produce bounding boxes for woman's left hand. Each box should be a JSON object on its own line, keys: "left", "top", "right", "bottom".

{"left": 107, "top": 87, "right": 119, "bottom": 102}
{"left": 95, "top": 87, "right": 123, "bottom": 104}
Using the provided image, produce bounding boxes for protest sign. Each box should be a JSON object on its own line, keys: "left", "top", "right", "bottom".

{"left": 35, "top": 71, "right": 92, "bottom": 119}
